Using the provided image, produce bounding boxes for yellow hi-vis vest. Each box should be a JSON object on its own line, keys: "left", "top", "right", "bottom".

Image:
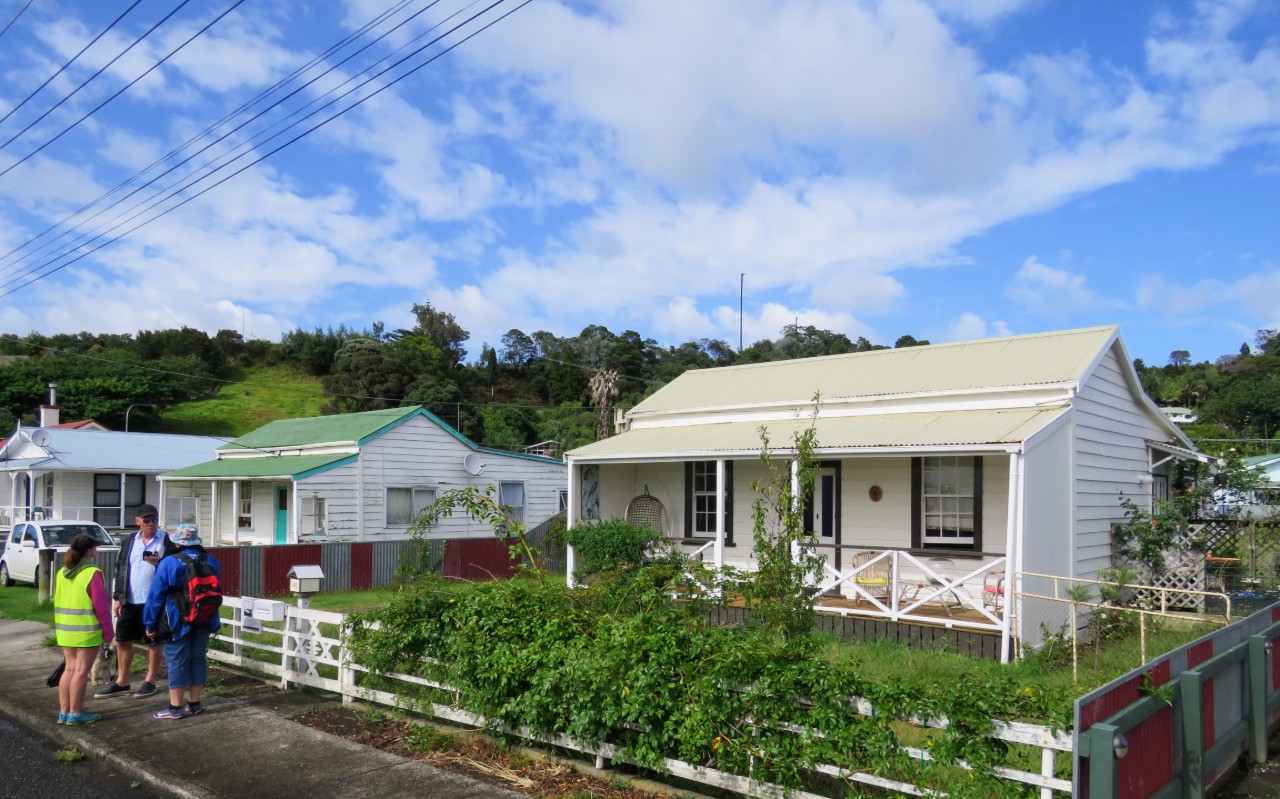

{"left": 53, "top": 563, "right": 104, "bottom": 648}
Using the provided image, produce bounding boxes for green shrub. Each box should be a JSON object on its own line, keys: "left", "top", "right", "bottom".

{"left": 562, "top": 518, "right": 663, "bottom": 579}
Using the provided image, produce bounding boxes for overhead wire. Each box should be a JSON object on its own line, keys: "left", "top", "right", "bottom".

{"left": 0, "top": 0, "right": 35, "bottom": 41}
{"left": 0, "top": 0, "right": 459, "bottom": 280}
{"left": 22, "top": 343, "right": 599, "bottom": 411}
{"left": 0, "top": 0, "right": 141, "bottom": 129}
{"left": 0, "top": 0, "right": 242, "bottom": 181}
{"left": 0, "top": 0, "right": 420, "bottom": 272}
{"left": 0, "top": 0, "right": 532, "bottom": 298}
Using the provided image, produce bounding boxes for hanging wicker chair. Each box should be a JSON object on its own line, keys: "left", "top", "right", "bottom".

{"left": 625, "top": 486, "right": 668, "bottom": 535}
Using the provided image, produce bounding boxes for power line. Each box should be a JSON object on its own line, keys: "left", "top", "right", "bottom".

{"left": 0, "top": 0, "right": 462, "bottom": 281}
{"left": 0, "top": 0, "right": 35, "bottom": 41}
{"left": 0, "top": 0, "right": 420, "bottom": 272}
{"left": 0, "top": 0, "right": 239, "bottom": 180}
{"left": 0, "top": 0, "right": 530, "bottom": 296}
{"left": 23, "top": 343, "right": 597, "bottom": 412}
{"left": 0, "top": 0, "right": 141, "bottom": 130}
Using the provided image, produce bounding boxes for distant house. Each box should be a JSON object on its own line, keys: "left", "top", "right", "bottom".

{"left": 565, "top": 326, "right": 1205, "bottom": 658}
{"left": 1159, "top": 406, "right": 1198, "bottom": 425}
{"left": 160, "top": 406, "right": 566, "bottom": 546}
{"left": 1242, "top": 453, "right": 1280, "bottom": 507}
{"left": 0, "top": 427, "right": 222, "bottom": 533}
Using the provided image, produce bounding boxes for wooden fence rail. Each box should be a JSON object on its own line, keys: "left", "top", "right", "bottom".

{"left": 209, "top": 597, "right": 1072, "bottom": 798}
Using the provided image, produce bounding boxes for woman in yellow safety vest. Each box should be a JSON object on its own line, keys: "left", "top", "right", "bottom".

{"left": 53, "top": 534, "right": 115, "bottom": 726}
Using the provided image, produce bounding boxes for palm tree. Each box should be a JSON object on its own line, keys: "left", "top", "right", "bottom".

{"left": 589, "top": 369, "right": 620, "bottom": 439}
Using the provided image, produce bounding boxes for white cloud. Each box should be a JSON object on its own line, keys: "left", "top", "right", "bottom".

{"left": 1006, "top": 256, "right": 1118, "bottom": 318}
{"left": 939, "top": 313, "right": 1013, "bottom": 342}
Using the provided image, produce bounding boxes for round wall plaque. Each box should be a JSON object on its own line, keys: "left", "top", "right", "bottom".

{"left": 868, "top": 485, "right": 883, "bottom": 502}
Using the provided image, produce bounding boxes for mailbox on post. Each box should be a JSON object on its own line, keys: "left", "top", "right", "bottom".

{"left": 287, "top": 565, "right": 324, "bottom": 608}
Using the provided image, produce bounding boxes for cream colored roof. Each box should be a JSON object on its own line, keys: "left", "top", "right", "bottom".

{"left": 629, "top": 325, "right": 1118, "bottom": 417}
{"left": 570, "top": 407, "right": 1068, "bottom": 461}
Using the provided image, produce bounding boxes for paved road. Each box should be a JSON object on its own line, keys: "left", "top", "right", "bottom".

{"left": 0, "top": 711, "right": 168, "bottom": 799}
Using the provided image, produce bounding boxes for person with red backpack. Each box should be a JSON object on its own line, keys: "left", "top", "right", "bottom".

{"left": 143, "top": 523, "right": 222, "bottom": 721}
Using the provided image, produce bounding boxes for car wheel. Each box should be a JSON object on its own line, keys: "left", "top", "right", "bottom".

{"left": 0, "top": 562, "right": 12, "bottom": 588}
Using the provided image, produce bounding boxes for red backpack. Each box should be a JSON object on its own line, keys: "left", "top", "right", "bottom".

{"left": 174, "top": 552, "right": 222, "bottom": 625}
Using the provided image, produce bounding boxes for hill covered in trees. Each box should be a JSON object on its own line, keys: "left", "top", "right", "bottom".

{"left": 2, "top": 307, "right": 1276, "bottom": 457}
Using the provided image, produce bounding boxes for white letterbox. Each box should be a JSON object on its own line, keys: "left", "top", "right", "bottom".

{"left": 253, "top": 598, "right": 286, "bottom": 622}
{"left": 288, "top": 565, "right": 325, "bottom": 594}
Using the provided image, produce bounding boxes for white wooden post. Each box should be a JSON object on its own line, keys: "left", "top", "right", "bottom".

{"left": 565, "top": 460, "right": 578, "bottom": 587}
{"left": 714, "top": 459, "right": 726, "bottom": 570}
{"left": 356, "top": 456, "right": 365, "bottom": 541}
{"left": 117, "top": 472, "right": 126, "bottom": 527}
{"left": 291, "top": 481, "right": 301, "bottom": 544}
{"left": 211, "top": 481, "right": 219, "bottom": 544}
{"left": 789, "top": 458, "right": 800, "bottom": 562}
{"left": 1001, "top": 450, "right": 1021, "bottom": 664}
{"left": 231, "top": 481, "right": 241, "bottom": 547}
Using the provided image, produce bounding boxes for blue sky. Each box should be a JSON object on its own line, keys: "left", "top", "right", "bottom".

{"left": 0, "top": 0, "right": 1277, "bottom": 367}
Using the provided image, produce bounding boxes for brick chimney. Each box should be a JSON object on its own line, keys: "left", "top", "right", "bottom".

{"left": 38, "top": 382, "right": 59, "bottom": 427}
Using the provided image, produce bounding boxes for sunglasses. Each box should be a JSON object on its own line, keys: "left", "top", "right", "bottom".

{"left": 139, "top": 516, "right": 158, "bottom": 523}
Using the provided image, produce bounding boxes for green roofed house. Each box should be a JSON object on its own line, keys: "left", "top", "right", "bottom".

{"left": 159, "top": 406, "right": 566, "bottom": 546}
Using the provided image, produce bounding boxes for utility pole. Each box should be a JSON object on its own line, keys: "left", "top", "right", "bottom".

{"left": 739, "top": 273, "right": 744, "bottom": 353}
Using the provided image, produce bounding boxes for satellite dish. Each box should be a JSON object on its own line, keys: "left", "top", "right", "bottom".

{"left": 29, "top": 429, "right": 52, "bottom": 448}
{"left": 462, "top": 453, "right": 486, "bottom": 476}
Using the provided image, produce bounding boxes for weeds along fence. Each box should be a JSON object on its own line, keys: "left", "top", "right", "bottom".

{"left": 209, "top": 596, "right": 1072, "bottom": 799}
{"left": 1013, "top": 572, "right": 1233, "bottom": 681}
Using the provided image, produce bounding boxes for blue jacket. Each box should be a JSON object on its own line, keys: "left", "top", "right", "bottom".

{"left": 143, "top": 546, "right": 222, "bottom": 641}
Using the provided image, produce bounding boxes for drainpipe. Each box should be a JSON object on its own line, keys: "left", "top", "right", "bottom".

{"left": 292, "top": 481, "right": 300, "bottom": 544}
{"left": 211, "top": 481, "right": 219, "bottom": 544}
{"left": 1001, "top": 450, "right": 1023, "bottom": 664}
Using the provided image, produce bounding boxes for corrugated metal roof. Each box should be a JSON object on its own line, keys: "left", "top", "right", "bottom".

{"left": 221, "top": 406, "right": 424, "bottom": 450}
{"left": 629, "top": 326, "right": 1118, "bottom": 416}
{"left": 162, "top": 453, "right": 355, "bottom": 479}
{"left": 569, "top": 407, "right": 1068, "bottom": 460}
{"left": 0, "top": 429, "right": 222, "bottom": 472}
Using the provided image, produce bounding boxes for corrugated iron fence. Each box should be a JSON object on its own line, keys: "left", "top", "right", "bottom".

{"left": 1075, "top": 603, "right": 1280, "bottom": 798}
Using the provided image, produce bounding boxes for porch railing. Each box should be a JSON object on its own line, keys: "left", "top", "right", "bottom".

{"left": 803, "top": 546, "right": 1008, "bottom": 633}
{"left": 0, "top": 504, "right": 127, "bottom": 528}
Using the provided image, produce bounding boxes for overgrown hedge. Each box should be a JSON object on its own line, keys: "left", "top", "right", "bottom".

{"left": 347, "top": 565, "right": 1069, "bottom": 798}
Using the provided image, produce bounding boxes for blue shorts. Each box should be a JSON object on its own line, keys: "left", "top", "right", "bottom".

{"left": 162, "top": 627, "right": 211, "bottom": 690}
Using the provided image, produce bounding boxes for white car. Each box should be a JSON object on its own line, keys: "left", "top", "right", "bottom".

{"left": 0, "top": 520, "right": 119, "bottom": 587}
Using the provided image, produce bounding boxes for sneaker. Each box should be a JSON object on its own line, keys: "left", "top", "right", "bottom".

{"left": 182, "top": 702, "right": 204, "bottom": 716}
{"left": 152, "top": 706, "right": 184, "bottom": 720}
{"left": 57, "top": 712, "right": 68, "bottom": 724}
{"left": 65, "top": 712, "right": 101, "bottom": 725}
{"left": 132, "top": 681, "right": 157, "bottom": 698}
{"left": 95, "top": 682, "right": 130, "bottom": 698}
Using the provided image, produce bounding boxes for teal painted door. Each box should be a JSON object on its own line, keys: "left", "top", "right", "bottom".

{"left": 275, "top": 487, "right": 289, "bottom": 544}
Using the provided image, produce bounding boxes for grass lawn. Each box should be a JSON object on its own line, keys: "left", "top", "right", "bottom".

{"left": 0, "top": 583, "right": 52, "bottom": 624}
{"left": 160, "top": 364, "right": 326, "bottom": 438}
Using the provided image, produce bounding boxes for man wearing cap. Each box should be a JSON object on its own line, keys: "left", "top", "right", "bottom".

{"left": 97, "top": 503, "right": 174, "bottom": 699}
{"left": 145, "top": 523, "right": 221, "bottom": 720}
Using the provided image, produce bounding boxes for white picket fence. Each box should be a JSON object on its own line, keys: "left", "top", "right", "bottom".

{"left": 210, "top": 597, "right": 1073, "bottom": 798}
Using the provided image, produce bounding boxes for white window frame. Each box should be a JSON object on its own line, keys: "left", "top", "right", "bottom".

{"left": 920, "top": 456, "right": 976, "bottom": 547}
{"left": 386, "top": 487, "right": 437, "bottom": 527}
{"left": 692, "top": 461, "right": 717, "bottom": 536}
{"left": 499, "top": 481, "right": 526, "bottom": 525}
{"left": 237, "top": 481, "right": 253, "bottom": 530}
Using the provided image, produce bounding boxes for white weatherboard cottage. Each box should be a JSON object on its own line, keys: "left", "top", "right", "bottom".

{"left": 565, "top": 326, "right": 1203, "bottom": 659}
{"left": 0, "top": 428, "right": 222, "bottom": 532}
{"left": 160, "top": 406, "right": 566, "bottom": 546}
